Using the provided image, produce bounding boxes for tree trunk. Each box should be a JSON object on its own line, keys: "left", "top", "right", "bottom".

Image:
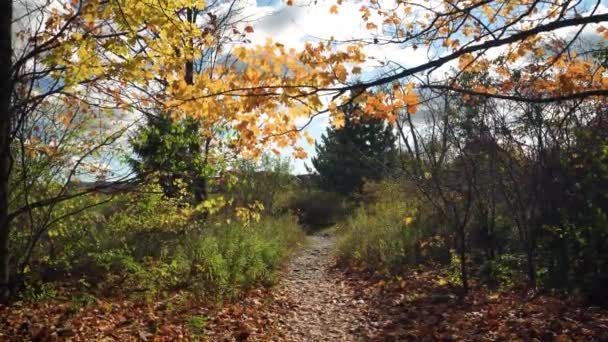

{"left": 0, "top": 0, "right": 13, "bottom": 303}
{"left": 459, "top": 229, "right": 469, "bottom": 294}
{"left": 488, "top": 219, "right": 495, "bottom": 259}
{"left": 185, "top": 7, "right": 208, "bottom": 208}
{"left": 185, "top": 8, "right": 195, "bottom": 86}
{"left": 526, "top": 244, "right": 536, "bottom": 289}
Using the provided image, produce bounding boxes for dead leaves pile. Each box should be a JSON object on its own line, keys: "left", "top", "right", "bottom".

{"left": 1, "top": 250, "right": 608, "bottom": 341}
{"left": 340, "top": 267, "right": 608, "bottom": 341}
{"left": 1, "top": 296, "right": 188, "bottom": 341}
{"left": 0, "top": 288, "right": 281, "bottom": 341}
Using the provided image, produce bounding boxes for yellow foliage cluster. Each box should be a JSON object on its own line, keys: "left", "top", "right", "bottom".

{"left": 33, "top": 0, "right": 608, "bottom": 167}
{"left": 40, "top": 1, "right": 375, "bottom": 161}
{"left": 324, "top": 0, "right": 608, "bottom": 101}
{"left": 235, "top": 201, "right": 265, "bottom": 225}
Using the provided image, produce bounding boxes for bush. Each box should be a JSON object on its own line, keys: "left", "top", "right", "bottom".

{"left": 17, "top": 184, "right": 305, "bottom": 303}
{"left": 538, "top": 217, "right": 608, "bottom": 305}
{"left": 286, "top": 190, "right": 351, "bottom": 229}
{"left": 226, "top": 154, "right": 295, "bottom": 215}
{"left": 90, "top": 210, "right": 304, "bottom": 301}
{"left": 336, "top": 200, "right": 421, "bottom": 275}
{"left": 478, "top": 254, "right": 525, "bottom": 289}
{"left": 177, "top": 215, "right": 303, "bottom": 300}
{"left": 335, "top": 179, "right": 449, "bottom": 276}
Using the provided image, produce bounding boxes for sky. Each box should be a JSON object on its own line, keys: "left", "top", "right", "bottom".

{"left": 242, "top": 0, "right": 608, "bottom": 174}
{"left": 244, "top": 0, "right": 433, "bottom": 174}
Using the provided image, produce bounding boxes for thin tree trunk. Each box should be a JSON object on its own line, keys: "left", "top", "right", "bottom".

{"left": 0, "top": 0, "right": 13, "bottom": 303}
{"left": 185, "top": 8, "right": 195, "bottom": 86}
{"left": 459, "top": 228, "right": 469, "bottom": 294}
{"left": 182, "top": 7, "right": 208, "bottom": 207}
{"left": 526, "top": 241, "right": 537, "bottom": 289}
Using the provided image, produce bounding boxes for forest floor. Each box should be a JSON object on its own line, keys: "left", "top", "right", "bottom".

{"left": 253, "top": 234, "right": 381, "bottom": 340}
{"left": 2, "top": 233, "right": 608, "bottom": 341}
{"left": 207, "top": 233, "right": 608, "bottom": 341}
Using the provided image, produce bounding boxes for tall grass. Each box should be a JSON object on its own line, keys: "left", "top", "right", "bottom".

{"left": 335, "top": 181, "right": 447, "bottom": 276}
{"left": 336, "top": 200, "right": 419, "bottom": 275}
{"left": 177, "top": 215, "right": 304, "bottom": 299}
{"left": 19, "top": 188, "right": 305, "bottom": 303}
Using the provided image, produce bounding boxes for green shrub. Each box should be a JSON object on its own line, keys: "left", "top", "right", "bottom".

{"left": 478, "top": 254, "right": 525, "bottom": 289}
{"left": 180, "top": 215, "right": 303, "bottom": 300}
{"left": 226, "top": 153, "right": 295, "bottom": 214}
{"left": 88, "top": 211, "right": 304, "bottom": 301}
{"left": 336, "top": 200, "right": 420, "bottom": 275}
{"left": 538, "top": 217, "right": 608, "bottom": 305}
{"left": 334, "top": 178, "right": 451, "bottom": 276}
{"left": 19, "top": 281, "right": 58, "bottom": 303}
{"left": 287, "top": 190, "right": 351, "bottom": 229}
{"left": 18, "top": 182, "right": 304, "bottom": 303}
{"left": 186, "top": 314, "right": 208, "bottom": 338}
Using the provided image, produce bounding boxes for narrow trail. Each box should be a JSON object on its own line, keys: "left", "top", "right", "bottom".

{"left": 267, "top": 234, "right": 380, "bottom": 341}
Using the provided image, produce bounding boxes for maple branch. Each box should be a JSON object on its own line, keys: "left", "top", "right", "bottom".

{"left": 423, "top": 85, "right": 608, "bottom": 103}
{"left": 7, "top": 174, "right": 138, "bottom": 223}
{"left": 332, "top": 12, "right": 608, "bottom": 92}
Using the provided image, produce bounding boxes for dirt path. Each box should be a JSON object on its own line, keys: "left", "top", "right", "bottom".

{"left": 252, "top": 234, "right": 608, "bottom": 342}
{"left": 267, "top": 234, "right": 379, "bottom": 341}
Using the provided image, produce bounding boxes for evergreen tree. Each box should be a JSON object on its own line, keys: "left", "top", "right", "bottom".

{"left": 129, "top": 113, "right": 208, "bottom": 204}
{"left": 312, "top": 103, "right": 396, "bottom": 194}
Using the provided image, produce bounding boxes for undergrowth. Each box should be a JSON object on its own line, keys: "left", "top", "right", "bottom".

{"left": 17, "top": 187, "right": 304, "bottom": 304}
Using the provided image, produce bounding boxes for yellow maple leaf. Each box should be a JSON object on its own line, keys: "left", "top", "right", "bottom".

{"left": 332, "top": 112, "right": 345, "bottom": 128}
{"left": 403, "top": 216, "right": 414, "bottom": 226}
{"left": 304, "top": 131, "right": 315, "bottom": 145}
{"left": 293, "top": 147, "right": 308, "bottom": 159}
{"left": 334, "top": 64, "right": 348, "bottom": 82}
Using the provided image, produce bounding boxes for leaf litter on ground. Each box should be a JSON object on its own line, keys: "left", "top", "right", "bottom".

{"left": 1, "top": 235, "right": 608, "bottom": 341}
